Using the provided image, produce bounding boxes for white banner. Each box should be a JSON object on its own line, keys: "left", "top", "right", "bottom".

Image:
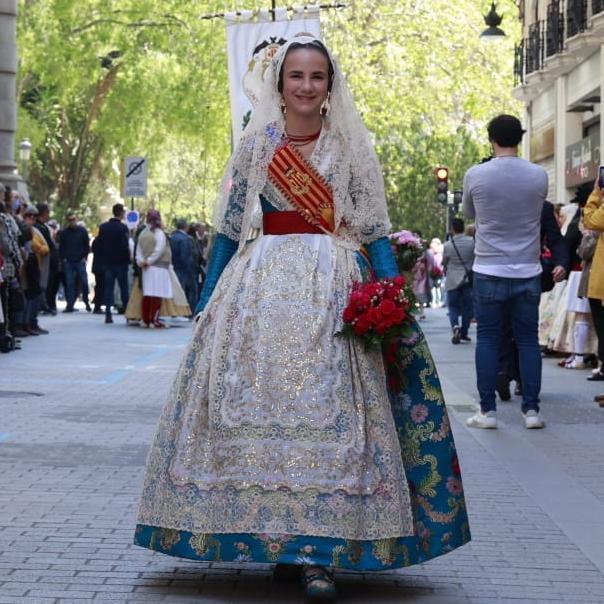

{"left": 225, "top": 7, "right": 321, "bottom": 145}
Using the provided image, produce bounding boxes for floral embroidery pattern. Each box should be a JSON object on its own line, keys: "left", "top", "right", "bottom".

{"left": 135, "top": 251, "right": 470, "bottom": 570}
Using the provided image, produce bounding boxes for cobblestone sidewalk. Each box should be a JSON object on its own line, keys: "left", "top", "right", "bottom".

{"left": 0, "top": 307, "right": 603, "bottom": 603}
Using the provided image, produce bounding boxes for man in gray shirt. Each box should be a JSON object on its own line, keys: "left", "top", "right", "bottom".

{"left": 462, "top": 114, "right": 547, "bottom": 430}
{"left": 443, "top": 218, "right": 474, "bottom": 344}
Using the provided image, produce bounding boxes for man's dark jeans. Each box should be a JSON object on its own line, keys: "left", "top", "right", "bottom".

{"left": 63, "top": 260, "right": 89, "bottom": 309}
{"left": 473, "top": 273, "right": 541, "bottom": 414}
{"left": 447, "top": 283, "right": 473, "bottom": 337}
{"left": 104, "top": 264, "right": 129, "bottom": 314}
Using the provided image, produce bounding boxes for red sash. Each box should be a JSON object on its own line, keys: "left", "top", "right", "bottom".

{"left": 268, "top": 142, "right": 335, "bottom": 233}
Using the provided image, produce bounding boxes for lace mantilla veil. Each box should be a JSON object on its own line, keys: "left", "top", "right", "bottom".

{"left": 212, "top": 34, "right": 391, "bottom": 251}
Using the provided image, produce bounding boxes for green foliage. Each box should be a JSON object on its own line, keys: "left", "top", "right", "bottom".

{"left": 16, "top": 0, "right": 520, "bottom": 236}
{"left": 324, "top": 0, "right": 521, "bottom": 237}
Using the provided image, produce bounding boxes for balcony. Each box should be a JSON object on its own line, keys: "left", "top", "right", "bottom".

{"left": 514, "top": 0, "right": 604, "bottom": 90}
{"left": 546, "top": 0, "right": 564, "bottom": 57}
{"left": 566, "top": 0, "right": 588, "bottom": 38}
{"left": 526, "top": 21, "right": 545, "bottom": 76}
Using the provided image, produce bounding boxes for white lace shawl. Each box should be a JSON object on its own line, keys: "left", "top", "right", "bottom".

{"left": 213, "top": 35, "right": 391, "bottom": 250}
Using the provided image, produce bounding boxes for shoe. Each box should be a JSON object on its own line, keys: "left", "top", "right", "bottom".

{"left": 593, "top": 394, "right": 604, "bottom": 403}
{"left": 587, "top": 371, "right": 604, "bottom": 381}
{"left": 85, "top": 302, "right": 92, "bottom": 312}
{"left": 31, "top": 326, "right": 48, "bottom": 335}
{"left": 451, "top": 326, "right": 461, "bottom": 345}
{"left": 495, "top": 374, "right": 511, "bottom": 401}
{"left": 152, "top": 321, "right": 167, "bottom": 329}
{"left": 460, "top": 335, "right": 471, "bottom": 342}
{"left": 25, "top": 327, "right": 39, "bottom": 336}
{"left": 466, "top": 410, "right": 497, "bottom": 429}
{"left": 558, "top": 355, "right": 573, "bottom": 367}
{"left": 523, "top": 409, "right": 545, "bottom": 429}
{"left": 564, "top": 357, "right": 587, "bottom": 369}
{"left": 93, "top": 307, "right": 104, "bottom": 315}
{"left": 12, "top": 327, "right": 29, "bottom": 338}
{"left": 105, "top": 315, "right": 113, "bottom": 324}
{"left": 301, "top": 566, "right": 336, "bottom": 601}
{"left": 514, "top": 381, "right": 523, "bottom": 396}
{"left": 63, "top": 307, "right": 76, "bottom": 313}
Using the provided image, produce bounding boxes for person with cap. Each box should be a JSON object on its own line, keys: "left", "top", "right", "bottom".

{"left": 463, "top": 114, "right": 547, "bottom": 430}
{"left": 22, "top": 204, "right": 49, "bottom": 334}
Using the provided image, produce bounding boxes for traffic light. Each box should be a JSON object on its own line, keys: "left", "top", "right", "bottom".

{"left": 435, "top": 167, "right": 448, "bottom": 205}
{"left": 453, "top": 189, "right": 463, "bottom": 209}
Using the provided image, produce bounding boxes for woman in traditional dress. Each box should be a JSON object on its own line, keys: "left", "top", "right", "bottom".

{"left": 126, "top": 209, "right": 190, "bottom": 327}
{"left": 134, "top": 36, "right": 470, "bottom": 599}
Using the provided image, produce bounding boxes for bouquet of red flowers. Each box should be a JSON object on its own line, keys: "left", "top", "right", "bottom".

{"left": 339, "top": 276, "right": 416, "bottom": 349}
{"left": 430, "top": 266, "right": 444, "bottom": 279}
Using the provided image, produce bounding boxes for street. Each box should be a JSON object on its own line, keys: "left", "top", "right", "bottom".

{"left": 1, "top": 305, "right": 604, "bottom": 604}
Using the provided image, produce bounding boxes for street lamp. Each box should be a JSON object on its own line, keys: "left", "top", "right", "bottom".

{"left": 480, "top": 2, "right": 506, "bottom": 39}
{"left": 19, "top": 138, "right": 32, "bottom": 182}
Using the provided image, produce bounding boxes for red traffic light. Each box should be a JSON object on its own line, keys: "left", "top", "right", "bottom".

{"left": 435, "top": 167, "right": 449, "bottom": 204}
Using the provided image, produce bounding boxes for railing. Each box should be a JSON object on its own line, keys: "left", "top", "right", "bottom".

{"left": 546, "top": 0, "right": 564, "bottom": 57}
{"left": 526, "top": 21, "right": 544, "bottom": 75}
{"left": 514, "top": 41, "right": 525, "bottom": 87}
{"left": 566, "top": 0, "right": 588, "bottom": 37}
{"left": 516, "top": 0, "right": 603, "bottom": 85}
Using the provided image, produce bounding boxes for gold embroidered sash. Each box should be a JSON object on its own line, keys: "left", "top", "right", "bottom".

{"left": 268, "top": 142, "right": 335, "bottom": 232}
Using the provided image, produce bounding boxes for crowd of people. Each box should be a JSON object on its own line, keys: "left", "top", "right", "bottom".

{"left": 406, "top": 114, "right": 604, "bottom": 425}
{"left": 8, "top": 36, "right": 604, "bottom": 601}
{"left": 454, "top": 114, "right": 604, "bottom": 426}
{"left": 0, "top": 192, "right": 210, "bottom": 352}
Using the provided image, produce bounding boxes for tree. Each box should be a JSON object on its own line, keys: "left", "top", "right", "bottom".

{"left": 16, "top": 0, "right": 521, "bottom": 236}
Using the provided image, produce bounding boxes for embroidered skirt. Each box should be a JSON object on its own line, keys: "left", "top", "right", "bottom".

{"left": 134, "top": 234, "right": 470, "bottom": 569}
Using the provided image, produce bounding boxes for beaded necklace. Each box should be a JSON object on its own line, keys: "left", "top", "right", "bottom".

{"left": 286, "top": 128, "right": 322, "bottom": 147}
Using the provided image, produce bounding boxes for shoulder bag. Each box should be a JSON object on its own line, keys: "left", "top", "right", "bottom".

{"left": 450, "top": 236, "right": 473, "bottom": 288}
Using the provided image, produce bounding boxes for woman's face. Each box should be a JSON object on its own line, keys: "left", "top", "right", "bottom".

{"left": 281, "top": 48, "right": 330, "bottom": 120}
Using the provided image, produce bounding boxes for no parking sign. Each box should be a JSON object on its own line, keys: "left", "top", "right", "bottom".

{"left": 122, "top": 156, "right": 148, "bottom": 198}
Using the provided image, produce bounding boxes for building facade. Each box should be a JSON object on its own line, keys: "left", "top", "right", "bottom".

{"left": 0, "top": 0, "right": 19, "bottom": 190}
{"left": 514, "top": 0, "right": 604, "bottom": 203}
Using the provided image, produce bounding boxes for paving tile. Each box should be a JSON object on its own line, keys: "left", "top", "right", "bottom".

{"left": 0, "top": 307, "right": 603, "bottom": 602}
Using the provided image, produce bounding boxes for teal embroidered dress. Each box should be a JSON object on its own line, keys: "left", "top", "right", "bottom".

{"left": 135, "top": 36, "right": 470, "bottom": 567}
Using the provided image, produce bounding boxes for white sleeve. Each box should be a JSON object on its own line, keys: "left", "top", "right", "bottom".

{"left": 146, "top": 229, "right": 166, "bottom": 265}
{"left": 135, "top": 239, "right": 144, "bottom": 264}
{"left": 462, "top": 171, "right": 475, "bottom": 219}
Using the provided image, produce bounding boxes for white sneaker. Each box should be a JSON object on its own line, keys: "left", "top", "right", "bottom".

{"left": 523, "top": 410, "right": 545, "bottom": 429}
{"left": 565, "top": 356, "right": 587, "bottom": 369}
{"left": 466, "top": 410, "right": 497, "bottom": 429}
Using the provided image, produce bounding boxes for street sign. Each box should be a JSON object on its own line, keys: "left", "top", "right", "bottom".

{"left": 125, "top": 210, "right": 140, "bottom": 230}
{"left": 122, "top": 156, "right": 148, "bottom": 198}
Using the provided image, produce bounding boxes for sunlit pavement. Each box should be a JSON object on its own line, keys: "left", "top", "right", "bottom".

{"left": 1, "top": 303, "right": 604, "bottom": 603}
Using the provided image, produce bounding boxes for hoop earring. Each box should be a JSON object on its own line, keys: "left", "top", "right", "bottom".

{"left": 320, "top": 92, "right": 331, "bottom": 116}
{"left": 280, "top": 97, "right": 287, "bottom": 115}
